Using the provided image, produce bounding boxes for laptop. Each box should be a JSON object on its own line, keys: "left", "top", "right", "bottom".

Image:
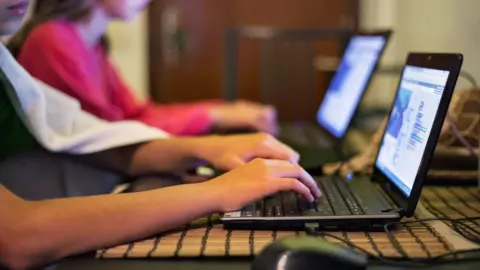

{"left": 222, "top": 52, "right": 463, "bottom": 231}
{"left": 279, "top": 31, "right": 392, "bottom": 170}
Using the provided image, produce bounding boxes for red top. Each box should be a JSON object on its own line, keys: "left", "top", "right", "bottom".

{"left": 17, "top": 20, "right": 221, "bottom": 136}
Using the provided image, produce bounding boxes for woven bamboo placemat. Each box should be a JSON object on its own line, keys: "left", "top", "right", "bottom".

{"left": 97, "top": 187, "right": 479, "bottom": 260}
{"left": 420, "top": 186, "right": 480, "bottom": 242}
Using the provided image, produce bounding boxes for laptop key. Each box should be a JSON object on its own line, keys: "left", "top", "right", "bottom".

{"left": 285, "top": 209, "right": 299, "bottom": 216}
{"left": 274, "top": 206, "right": 283, "bottom": 217}
{"left": 333, "top": 178, "right": 365, "bottom": 216}
{"left": 323, "top": 209, "right": 335, "bottom": 215}
{"left": 336, "top": 210, "right": 353, "bottom": 216}
{"left": 282, "top": 192, "right": 300, "bottom": 216}
{"left": 264, "top": 195, "right": 282, "bottom": 217}
{"left": 263, "top": 198, "right": 274, "bottom": 217}
{"left": 301, "top": 209, "right": 334, "bottom": 216}
{"left": 255, "top": 201, "right": 264, "bottom": 217}
{"left": 345, "top": 197, "right": 363, "bottom": 215}
{"left": 315, "top": 197, "right": 333, "bottom": 212}
{"left": 265, "top": 205, "right": 274, "bottom": 217}
{"left": 298, "top": 197, "right": 315, "bottom": 212}
{"left": 302, "top": 201, "right": 334, "bottom": 216}
{"left": 313, "top": 180, "right": 334, "bottom": 213}
{"left": 301, "top": 208, "right": 317, "bottom": 214}
{"left": 319, "top": 178, "right": 351, "bottom": 215}
{"left": 243, "top": 212, "right": 253, "bottom": 217}
{"left": 242, "top": 204, "right": 255, "bottom": 217}
{"left": 353, "top": 209, "right": 363, "bottom": 215}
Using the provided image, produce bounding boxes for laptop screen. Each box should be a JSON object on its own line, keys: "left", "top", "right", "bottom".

{"left": 375, "top": 66, "right": 450, "bottom": 197}
{"left": 316, "top": 35, "right": 387, "bottom": 138}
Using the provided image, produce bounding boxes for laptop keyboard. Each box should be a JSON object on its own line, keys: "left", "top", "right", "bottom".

{"left": 239, "top": 176, "right": 366, "bottom": 218}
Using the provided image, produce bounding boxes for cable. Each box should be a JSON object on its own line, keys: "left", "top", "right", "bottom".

{"left": 305, "top": 216, "right": 480, "bottom": 267}
{"left": 306, "top": 229, "right": 480, "bottom": 266}
{"left": 459, "top": 70, "right": 478, "bottom": 88}
{"left": 452, "top": 220, "right": 480, "bottom": 244}
{"left": 383, "top": 217, "right": 480, "bottom": 245}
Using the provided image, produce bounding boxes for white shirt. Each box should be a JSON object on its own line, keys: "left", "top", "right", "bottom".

{"left": 0, "top": 44, "right": 170, "bottom": 154}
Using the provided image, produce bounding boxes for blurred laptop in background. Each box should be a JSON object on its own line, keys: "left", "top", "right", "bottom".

{"left": 279, "top": 31, "right": 392, "bottom": 170}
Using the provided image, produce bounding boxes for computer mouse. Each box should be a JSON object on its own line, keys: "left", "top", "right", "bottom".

{"left": 252, "top": 236, "right": 368, "bottom": 270}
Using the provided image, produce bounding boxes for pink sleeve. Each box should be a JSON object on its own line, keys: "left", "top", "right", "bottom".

{"left": 134, "top": 100, "right": 224, "bottom": 136}
{"left": 17, "top": 24, "right": 127, "bottom": 121}
{"left": 104, "top": 59, "right": 225, "bottom": 136}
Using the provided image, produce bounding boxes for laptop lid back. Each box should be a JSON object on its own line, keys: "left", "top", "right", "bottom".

{"left": 316, "top": 31, "right": 391, "bottom": 140}
{"left": 373, "top": 53, "right": 463, "bottom": 217}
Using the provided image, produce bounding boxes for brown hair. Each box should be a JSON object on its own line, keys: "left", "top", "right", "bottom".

{"left": 7, "top": 0, "right": 109, "bottom": 57}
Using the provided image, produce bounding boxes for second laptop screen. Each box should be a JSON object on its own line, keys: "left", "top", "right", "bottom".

{"left": 317, "top": 36, "right": 386, "bottom": 138}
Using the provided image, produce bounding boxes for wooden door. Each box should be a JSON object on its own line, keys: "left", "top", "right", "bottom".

{"left": 148, "top": 0, "right": 359, "bottom": 122}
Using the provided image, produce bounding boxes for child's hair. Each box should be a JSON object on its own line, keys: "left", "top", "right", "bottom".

{"left": 8, "top": 0, "right": 109, "bottom": 57}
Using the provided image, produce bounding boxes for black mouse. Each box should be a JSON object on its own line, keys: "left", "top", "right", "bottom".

{"left": 252, "top": 236, "right": 368, "bottom": 270}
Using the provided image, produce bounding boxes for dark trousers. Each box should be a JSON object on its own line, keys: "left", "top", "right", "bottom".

{"left": 0, "top": 148, "right": 186, "bottom": 200}
{"left": 0, "top": 148, "right": 125, "bottom": 200}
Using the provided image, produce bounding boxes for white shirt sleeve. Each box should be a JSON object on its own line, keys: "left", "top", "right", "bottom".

{"left": 0, "top": 44, "right": 170, "bottom": 154}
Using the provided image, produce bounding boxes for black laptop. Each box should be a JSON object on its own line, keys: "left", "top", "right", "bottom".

{"left": 279, "top": 31, "right": 392, "bottom": 170}
{"left": 222, "top": 52, "right": 463, "bottom": 230}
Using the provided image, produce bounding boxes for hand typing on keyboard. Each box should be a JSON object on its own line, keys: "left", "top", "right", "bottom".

{"left": 194, "top": 133, "right": 300, "bottom": 171}
{"left": 204, "top": 158, "right": 322, "bottom": 212}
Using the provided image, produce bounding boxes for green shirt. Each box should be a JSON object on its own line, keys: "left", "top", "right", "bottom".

{"left": 0, "top": 68, "right": 38, "bottom": 160}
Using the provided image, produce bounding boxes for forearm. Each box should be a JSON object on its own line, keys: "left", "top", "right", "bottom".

{"left": 138, "top": 104, "right": 216, "bottom": 136}
{"left": 3, "top": 183, "right": 219, "bottom": 269}
{"left": 127, "top": 137, "right": 210, "bottom": 175}
{"left": 76, "top": 137, "right": 211, "bottom": 176}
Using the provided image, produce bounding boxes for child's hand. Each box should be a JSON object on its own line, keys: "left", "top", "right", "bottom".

{"left": 209, "top": 100, "right": 279, "bottom": 135}
{"left": 195, "top": 133, "right": 299, "bottom": 170}
{"left": 204, "top": 158, "right": 322, "bottom": 212}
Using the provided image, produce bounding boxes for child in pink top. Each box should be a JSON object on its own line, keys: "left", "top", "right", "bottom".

{"left": 9, "top": 0, "right": 278, "bottom": 136}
